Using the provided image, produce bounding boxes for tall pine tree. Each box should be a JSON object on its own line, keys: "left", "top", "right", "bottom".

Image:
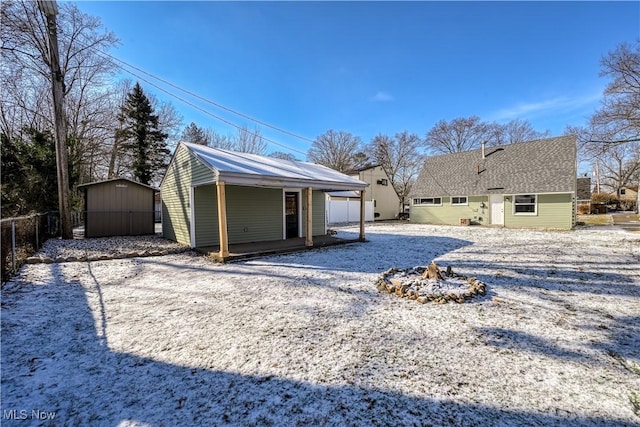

{"left": 117, "top": 83, "right": 169, "bottom": 185}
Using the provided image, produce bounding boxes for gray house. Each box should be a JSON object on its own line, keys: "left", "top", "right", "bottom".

{"left": 161, "top": 142, "right": 368, "bottom": 259}
{"left": 410, "top": 135, "right": 577, "bottom": 229}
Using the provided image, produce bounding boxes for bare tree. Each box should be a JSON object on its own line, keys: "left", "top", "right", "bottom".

{"left": 597, "top": 143, "right": 640, "bottom": 195}
{"left": 181, "top": 122, "right": 209, "bottom": 145}
{"left": 307, "top": 129, "right": 362, "bottom": 172}
{"left": 269, "top": 151, "right": 298, "bottom": 161}
{"left": 368, "top": 131, "right": 424, "bottom": 207}
{"left": 493, "top": 119, "right": 550, "bottom": 145}
{"left": 425, "top": 116, "right": 495, "bottom": 154}
{"left": 1, "top": 0, "right": 118, "bottom": 192}
{"left": 206, "top": 129, "right": 235, "bottom": 150}
{"left": 107, "top": 79, "right": 134, "bottom": 179}
{"left": 155, "top": 98, "right": 183, "bottom": 150}
{"left": 574, "top": 41, "right": 640, "bottom": 152}
{"left": 234, "top": 125, "right": 267, "bottom": 155}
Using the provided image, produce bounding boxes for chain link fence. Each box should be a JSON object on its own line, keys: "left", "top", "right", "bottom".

{"left": 1, "top": 213, "right": 52, "bottom": 282}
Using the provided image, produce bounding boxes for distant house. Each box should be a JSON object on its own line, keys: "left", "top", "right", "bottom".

{"left": 348, "top": 165, "right": 400, "bottom": 220}
{"left": 161, "top": 142, "right": 368, "bottom": 259}
{"left": 576, "top": 176, "right": 592, "bottom": 206}
{"left": 616, "top": 185, "right": 639, "bottom": 212}
{"left": 326, "top": 165, "right": 399, "bottom": 224}
{"left": 618, "top": 185, "right": 638, "bottom": 202}
{"left": 78, "top": 178, "right": 157, "bottom": 238}
{"left": 409, "top": 135, "right": 578, "bottom": 230}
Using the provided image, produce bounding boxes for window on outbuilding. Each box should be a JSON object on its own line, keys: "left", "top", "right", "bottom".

{"left": 514, "top": 194, "right": 537, "bottom": 215}
{"left": 451, "top": 196, "right": 468, "bottom": 205}
{"left": 413, "top": 197, "right": 442, "bottom": 206}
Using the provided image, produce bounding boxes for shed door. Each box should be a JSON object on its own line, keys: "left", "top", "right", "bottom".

{"left": 490, "top": 194, "right": 504, "bottom": 225}
{"left": 285, "top": 192, "right": 299, "bottom": 238}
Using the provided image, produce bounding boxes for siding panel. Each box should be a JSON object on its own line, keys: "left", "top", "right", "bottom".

{"left": 356, "top": 167, "right": 399, "bottom": 220}
{"left": 312, "top": 190, "right": 326, "bottom": 236}
{"left": 194, "top": 185, "right": 219, "bottom": 246}
{"left": 410, "top": 196, "right": 489, "bottom": 226}
{"left": 301, "top": 190, "right": 327, "bottom": 237}
{"left": 226, "top": 186, "right": 283, "bottom": 244}
{"left": 161, "top": 145, "right": 215, "bottom": 246}
{"left": 85, "top": 180, "right": 154, "bottom": 237}
{"left": 504, "top": 193, "right": 573, "bottom": 229}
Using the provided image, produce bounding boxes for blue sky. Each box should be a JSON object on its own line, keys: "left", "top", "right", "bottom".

{"left": 75, "top": 1, "right": 639, "bottom": 158}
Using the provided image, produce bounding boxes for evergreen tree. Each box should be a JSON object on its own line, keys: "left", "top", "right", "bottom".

{"left": 117, "top": 83, "right": 169, "bottom": 185}
{"left": 181, "top": 122, "right": 209, "bottom": 145}
{"left": 1, "top": 129, "right": 59, "bottom": 217}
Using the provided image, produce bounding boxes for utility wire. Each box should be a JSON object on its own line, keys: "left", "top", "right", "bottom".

{"left": 94, "top": 48, "right": 315, "bottom": 144}
{"left": 114, "top": 61, "right": 309, "bottom": 156}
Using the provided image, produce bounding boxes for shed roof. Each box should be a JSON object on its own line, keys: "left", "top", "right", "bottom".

{"left": 78, "top": 177, "right": 159, "bottom": 191}
{"left": 180, "top": 142, "right": 368, "bottom": 191}
{"left": 410, "top": 135, "right": 577, "bottom": 197}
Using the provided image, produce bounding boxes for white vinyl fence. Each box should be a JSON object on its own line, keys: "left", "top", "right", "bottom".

{"left": 326, "top": 199, "right": 374, "bottom": 224}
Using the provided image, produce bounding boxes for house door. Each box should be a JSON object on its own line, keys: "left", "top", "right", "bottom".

{"left": 285, "top": 192, "right": 299, "bottom": 238}
{"left": 490, "top": 194, "right": 504, "bottom": 225}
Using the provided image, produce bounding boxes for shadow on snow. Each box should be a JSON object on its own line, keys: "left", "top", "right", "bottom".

{"left": 1, "top": 258, "right": 636, "bottom": 426}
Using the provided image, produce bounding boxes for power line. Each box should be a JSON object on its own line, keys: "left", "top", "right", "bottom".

{"left": 114, "top": 62, "right": 309, "bottom": 156}
{"left": 93, "top": 48, "right": 315, "bottom": 144}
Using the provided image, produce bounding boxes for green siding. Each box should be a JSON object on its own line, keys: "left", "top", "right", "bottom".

{"left": 226, "top": 186, "right": 283, "bottom": 244}
{"left": 301, "top": 190, "right": 326, "bottom": 237}
{"left": 504, "top": 193, "right": 574, "bottom": 229}
{"left": 410, "top": 196, "right": 489, "bottom": 226}
{"left": 194, "top": 185, "right": 219, "bottom": 247}
{"left": 313, "top": 190, "right": 326, "bottom": 236}
{"left": 410, "top": 193, "right": 574, "bottom": 229}
{"left": 161, "top": 145, "right": 215, "bottom": 246}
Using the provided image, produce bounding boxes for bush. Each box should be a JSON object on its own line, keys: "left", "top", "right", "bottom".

{"left": 620, "top": 199, "right": 637, "bottom": 212}
{"left": 591, "top": 193, "right": 619, "bottom": 205}
{"left": 577, "top": 204, "right": 591, "bottom": 215}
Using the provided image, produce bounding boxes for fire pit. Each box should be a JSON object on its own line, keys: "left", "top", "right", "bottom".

{"left": 375, "top": 261, "right": 486, "bottom": 304}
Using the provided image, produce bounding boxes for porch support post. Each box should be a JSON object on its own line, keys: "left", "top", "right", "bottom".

{"left": 305, "top": 187, "right": 313, "bottom": 247}
{"left": 359, "top": 189, "right": 366, "bottom": 241}
{"left": 216, "top": 181, "right": 229, "bottom": 258}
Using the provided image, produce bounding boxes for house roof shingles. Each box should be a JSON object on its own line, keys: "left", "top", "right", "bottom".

{"left": 410, "top": 135, "right": 577, "bottom": 197}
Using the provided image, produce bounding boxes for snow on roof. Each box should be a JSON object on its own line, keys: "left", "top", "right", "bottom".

{"left": 77, "top": 177, "right": 158, "bottom": 191}
{"left": 328, "top": 191, "right": 361, "bottom": 198}
{"left": 182, "top": 141, "right": 367, "bottom": 191}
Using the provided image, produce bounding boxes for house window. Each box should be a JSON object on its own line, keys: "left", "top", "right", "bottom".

{"left": 514, "top": 194, "right": 537, "bottom": 214}
{"left": 451, "top": 196, "right": 468, "bottom": 206}
{"left": 620, "top": 189, "right": 626, "bottom": 196}
{"left": 413, "top": 197, "right": 442, "bottom": 206}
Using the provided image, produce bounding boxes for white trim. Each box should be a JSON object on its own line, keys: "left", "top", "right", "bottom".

{"left": 489, "top": 194, "right": 504, "bottom": 225}
{"left": 504, "top": 191, "right": 574, "bottom": 196}
{"left": 450, "top": 196, "right": 468, "bottom": 206}
{"left": 283, "top": 188, "right": 302, "bottom": 239}
{"left": 189, "top": 186, "right": 196, "bottom": 248}
{"left": 512, "top": 194, "right": 538, "bottom": 216}
{"left": 413, "top": 197, "right": 443, "bottom": 206}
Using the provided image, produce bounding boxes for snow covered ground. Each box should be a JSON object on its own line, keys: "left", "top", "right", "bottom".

{"left": 2, "top": 223, "right": 639, "bottom": 426}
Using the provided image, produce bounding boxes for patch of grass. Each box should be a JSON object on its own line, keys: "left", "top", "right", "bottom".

{"left": 577, "top": 214, "right": 612, "bottom": 226}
